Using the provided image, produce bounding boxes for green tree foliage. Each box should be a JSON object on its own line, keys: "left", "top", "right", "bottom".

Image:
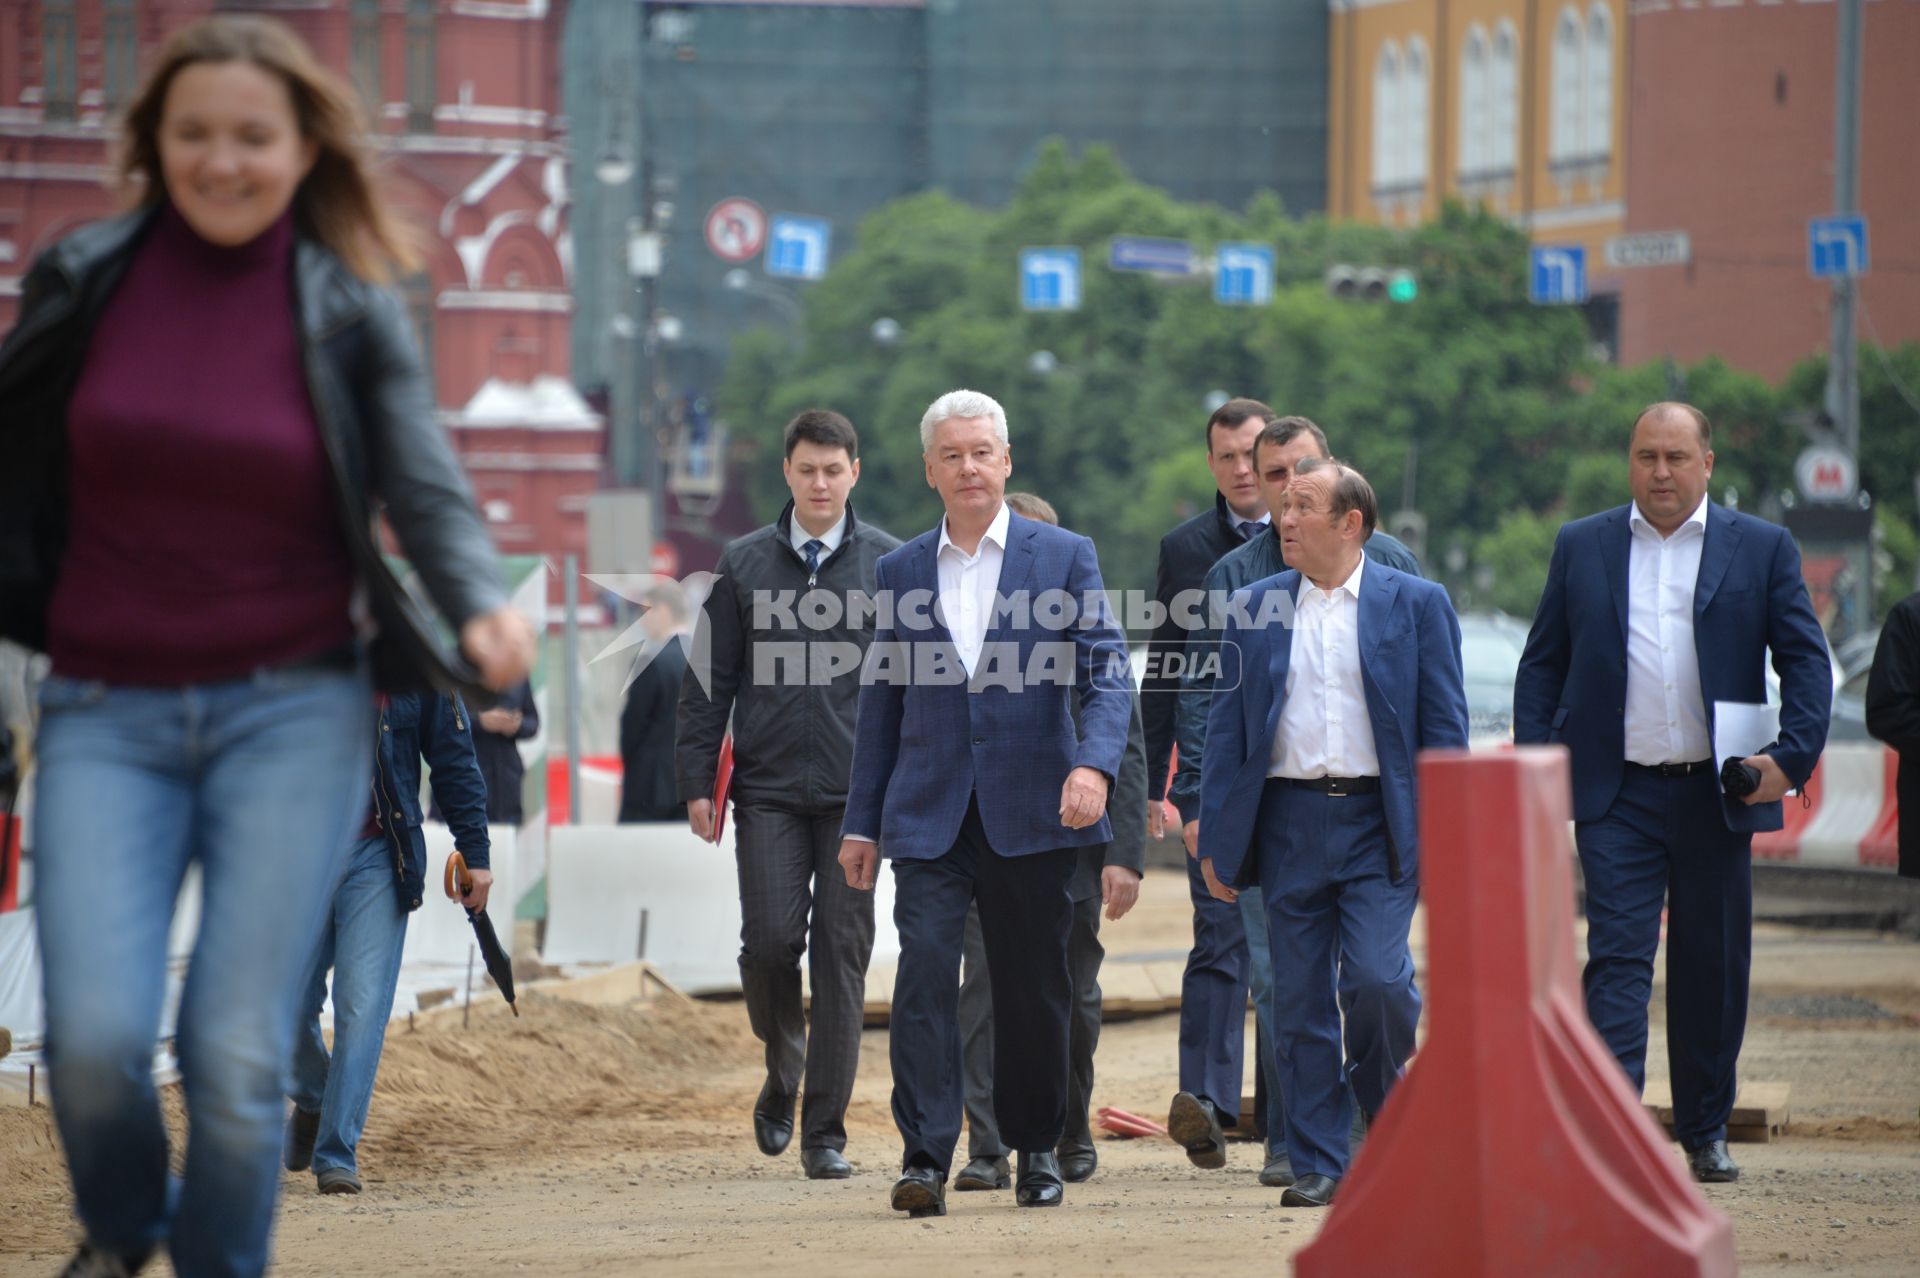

{"left": 715, "top": 141, "right": 1920, "bottom": 623}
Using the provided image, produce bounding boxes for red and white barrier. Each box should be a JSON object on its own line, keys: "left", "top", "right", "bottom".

{"left": 1749, "top": 742, "right": 1901, "bottom": 871}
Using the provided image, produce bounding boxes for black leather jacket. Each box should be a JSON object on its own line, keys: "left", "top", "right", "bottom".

{"left": 0, "top": 207, "right": 505, "bottom": 695}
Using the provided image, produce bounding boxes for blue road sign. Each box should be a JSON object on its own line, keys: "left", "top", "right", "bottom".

{"left": 1529, "top": 245, "right": 1587, "bottom": 306}
{"left": 1809, "top": 216, "right": 1869, "bottom": 280}
{"left": 766, "top": 214, "right": 832, "bottom": 280}
{"left": 1109, "top": 236, "right": 1195, "bottom": 276}
{"left": 1214, "top": 243, "right": 1275, "bottom": 306}
{"left": 1020, "top": 247, "right": 1082, "bottom": 311}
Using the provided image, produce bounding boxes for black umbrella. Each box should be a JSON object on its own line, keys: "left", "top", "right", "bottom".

{"left": 445, "top": 851, "right": 518, "bottom": 1016}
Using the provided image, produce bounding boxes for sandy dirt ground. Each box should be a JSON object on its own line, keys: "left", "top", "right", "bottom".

{"left": 4, "top": 868, "right": 1918, "bottom": 1277}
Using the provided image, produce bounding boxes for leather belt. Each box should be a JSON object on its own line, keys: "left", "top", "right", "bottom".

{"left": 1281, "top": 775, "right": 1380, "bottom": 796}
{"left": 1626, "top": 759, "right": 1713, "bottom": 778}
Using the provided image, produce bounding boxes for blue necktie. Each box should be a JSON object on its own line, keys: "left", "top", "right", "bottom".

{"left": 1238, "top": 520, "right": 1264, "bottom": 542}
{"left": 803, "top": 539, "right": 823, "bottom": 576}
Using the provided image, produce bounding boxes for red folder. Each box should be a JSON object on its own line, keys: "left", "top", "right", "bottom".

{"left": 710, "top": 735, "right": 734, "bottom": 843}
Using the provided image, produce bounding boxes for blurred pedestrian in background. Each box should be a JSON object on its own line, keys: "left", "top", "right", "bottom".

{"left": 0, "top": 16, "right": 530, "bottom": 1277}
{"left": 619, "top": 581, "right": 691, "bottom": 824}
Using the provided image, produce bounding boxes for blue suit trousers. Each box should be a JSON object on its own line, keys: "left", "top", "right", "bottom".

{"left": 1258, "top": 781, "right": 1419, "bottom": 1179}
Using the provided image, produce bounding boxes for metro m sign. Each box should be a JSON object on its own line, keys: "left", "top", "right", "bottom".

{"left": 1794, "top": 446, "right": 1859, "bottom": 503}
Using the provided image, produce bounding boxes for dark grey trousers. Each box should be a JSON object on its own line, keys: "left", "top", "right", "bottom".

{"left": 733, "top": 803, "right": 877, "bottom": 1152}
{"left": 959, "top": 893, "right": 1105, "bottom": 1160}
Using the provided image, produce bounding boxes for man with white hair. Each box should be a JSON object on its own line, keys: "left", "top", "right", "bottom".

{"left": 839, "top": 390, "right": 1132, "bottom": 1218}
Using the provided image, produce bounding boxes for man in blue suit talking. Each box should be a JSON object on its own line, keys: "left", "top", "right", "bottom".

{"left": 1197, "top": 457, "right": 1468, "bottom": 1208}
{"left": 838, "top": 389, "right": 1131, "bottom": 1218}
{"left": 1515, "top": 402, "right": 1830, "bottom": 1184}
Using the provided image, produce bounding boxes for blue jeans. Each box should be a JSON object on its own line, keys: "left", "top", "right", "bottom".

{"left": 33, "top": 667, "right": 372, "bottom": 1278}
{"left": 290, "top": 834, "right": 411, "bottom": 1177}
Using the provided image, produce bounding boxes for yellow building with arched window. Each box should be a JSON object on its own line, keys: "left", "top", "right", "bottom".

{"left": 1328, "top": 0, "right": 1627, "bottom": 301}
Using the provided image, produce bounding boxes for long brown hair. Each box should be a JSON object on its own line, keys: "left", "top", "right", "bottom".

{"left": 115, "top": 15, "right": 419, "bottom": 283}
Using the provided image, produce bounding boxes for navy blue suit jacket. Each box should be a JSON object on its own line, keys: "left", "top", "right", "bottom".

{"left": 1513, "top": 502, "right": 1832, "bottom": 832}
{"left": 842, "top": 512, "right": 1132, "bottom": 860}
{"left": 1196, "top": 560, "right": 1469, "bottom": 888}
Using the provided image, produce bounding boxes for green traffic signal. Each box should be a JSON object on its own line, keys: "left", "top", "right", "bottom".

{"left": 1387, "top": 269, "right": 1418, "bottom": 303}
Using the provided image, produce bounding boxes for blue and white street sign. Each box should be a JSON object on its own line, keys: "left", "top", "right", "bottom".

{"left": 766, "top": 214, "right": 832, "bottom": 281}
{"left": 1109, "top": 236, "right": 1195, "bottom": 276}
{"left": 1214, "top": 243, "right": 1275, "bottom": 306}
{"left": 1529, "top": 245, "right": 1587, "bottom": 306}
{"left": 1020, "top": 247, "right": 1082, "bottom": 311}
{"left": 1809, "top": 216, "right": 1869, "bottom": 280}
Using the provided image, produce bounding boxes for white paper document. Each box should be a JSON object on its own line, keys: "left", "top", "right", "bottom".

{"left": 1712, "top": 700, "right": 1780, "bottom": 774}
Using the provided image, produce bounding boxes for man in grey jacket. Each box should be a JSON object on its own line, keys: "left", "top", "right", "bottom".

{"left": 676, "top": 409, "right": 901, "bottom": 1180}
{"left": 953, "top": 492, "right": 1149, "bottom": 1191}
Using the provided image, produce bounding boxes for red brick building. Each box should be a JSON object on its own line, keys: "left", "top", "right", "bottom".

{"left": 1619, "top": 0, "right": 1920, "bottom": 379}
{"left": 0, "top": 0, "right": 601, "bottom": 569}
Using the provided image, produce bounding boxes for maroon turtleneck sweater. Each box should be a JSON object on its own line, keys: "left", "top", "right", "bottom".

{"left": 48, "top": 202, "right": 357, "bottom": 685}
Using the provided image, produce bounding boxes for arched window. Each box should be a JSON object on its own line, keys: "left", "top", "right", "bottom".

{"left": 1459, "top": 27, "right": 1490, "bottom": 178}
{"left": 1550, "top": 8, "right": 1584, "bottom": 163}
{"left": 1403, "top": 37, "right": 1431, "bottom": 188}
{"left": 1373, "top": 41, "right": 1403, "bottom": 191}
{"left": 1492, "top": 22, "right": 1520, "bottom": 172}
{"left": 1585, "top": 3, "right": 1615, "bottom": 160}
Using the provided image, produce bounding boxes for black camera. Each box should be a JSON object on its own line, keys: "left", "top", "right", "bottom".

{"left": 1719, "top": 756, "right": 1761, "bottom": 799}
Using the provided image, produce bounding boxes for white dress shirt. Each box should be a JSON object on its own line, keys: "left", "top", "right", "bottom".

{"left": 1624, "top": 495, "right": 1712, "bottom": 765}
{"left": 790, "top": 510, "right": 847, "bottom": 559}
{"left": 936, "top": 500, "right": 1011, "bottom": 678}
{"left": 1270, "top": 552, "right": 1379, "bottom": 779}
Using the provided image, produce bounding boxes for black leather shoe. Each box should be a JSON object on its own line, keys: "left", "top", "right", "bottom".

{"left": 1015, "top": 1151, "right": 1064, "bottom": 1207}
{"left": 1057, "top": 1143, "right": 1098, "bottom": 1183}
{"left": 752, "top": 1079, "right": 795, "bottom": 1157}
{"left": 1258, "top": 1151, "right": 1296, "bottom": 1188}
{"left": 953, "top": 1154, "right": 1010, "bottom": 1190}
{"left": 1280, "top": 1173, "right": 1338, "bottom": 1207}
{"left": 802, "top": 1147, "right": 852, "bottom": 1180}
{"left": 1167, "top": 1092, "right": 1227, "bottom": 1170}
{"left": 284, "top": 1106, "right": 320, "bottom": 1173}
{"left": 890, "top": 1167, "right": 947, "bottom": 1218}
{"left": 1688, "top": 1140, "right": 1739, "bottom": 1183}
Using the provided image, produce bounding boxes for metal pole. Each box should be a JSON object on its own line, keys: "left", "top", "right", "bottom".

{"left": 639, "top": 142, "right": 666, "bottom": 552}
{"left": 1825, "top": 0, "right": 1863, "bottom": 460}
{"left": 563, "top": 553, "right": 582, "bottom": 826}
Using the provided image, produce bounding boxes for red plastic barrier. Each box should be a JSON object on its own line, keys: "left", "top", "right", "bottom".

{"left": 1750, "top": 757, "right": 1822, "bottom": 863}
{"left": 1860, "top": 748, "right": 1901, "bottom": 869}
{"left": 1295, "top": 748, "right": 1735, "bottom": 1278}
{"left": 1, "top": 813, "right": 19, "bottom": 912}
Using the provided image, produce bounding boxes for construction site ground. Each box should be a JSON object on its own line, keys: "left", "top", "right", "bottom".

{"left": 3, "top": 865, "right": 1917, "bottom": 1277}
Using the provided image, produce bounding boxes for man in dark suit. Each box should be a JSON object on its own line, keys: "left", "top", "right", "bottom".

{"left": 839, "top": 390, "right": 1131, "bottom": 1218}
{"left": 1141, "top": 397, "right": 1271, "bottom": 1168}
{"left": 1515, "top": 401, "right": 1831, "bottom": 1183}
{"left": 1197, "top": 457, "right": 1468, "bottom": 1208}
{"left": 618, "top": 581, "right": 690, "bottom": 823}
{"left": 954, "top": 491, "right": 1148, "bottom": 1193}
{"left": 1866, "top": 590, "right": 1920, "bottom": 880}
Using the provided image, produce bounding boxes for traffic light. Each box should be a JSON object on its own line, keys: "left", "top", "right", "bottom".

{"left": 1325, "top": 265, "right": 1418, "bottom": 303}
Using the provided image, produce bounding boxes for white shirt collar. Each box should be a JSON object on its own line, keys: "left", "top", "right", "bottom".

{"left": 938, "top": 500, "right": 1011, "bottom": 559}
{"left": 1628, "top": 495, "right": 1710, "bottom": 539}
{"left": 1298, "top": 549, "right": 1367, "bottom": 604}
{"left": 791, "top": 509, "right": 848, "bottom": 557}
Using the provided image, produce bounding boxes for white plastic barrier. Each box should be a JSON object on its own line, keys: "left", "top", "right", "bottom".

{"left": 400, "top": 824, "right": 518, "bottom": 968}
{"left": 543, "top": 822, "right": 900, "bottom": 995}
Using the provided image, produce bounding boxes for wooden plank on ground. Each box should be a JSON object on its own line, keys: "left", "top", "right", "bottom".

{"left": 1643, "top": 1079, "right": 1791, "bottom": 1143}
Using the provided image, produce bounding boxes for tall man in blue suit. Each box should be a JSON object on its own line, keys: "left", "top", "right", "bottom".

{"left": 1197, "top": 457, "right": 1468, "bottom": 1209}
{"left": 838, "top": 389, "right": 1132, "bottom": 1219}
{"left": 1515, "top": 402, "right": 1831, "bottom": 1184}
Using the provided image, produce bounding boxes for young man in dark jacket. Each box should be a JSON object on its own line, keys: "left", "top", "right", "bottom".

{"left": 676, "top": 409, "right": 901, "bottom": 1179}
{"left": 285, "top": 691, "right": 490, "bottom": 1195}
